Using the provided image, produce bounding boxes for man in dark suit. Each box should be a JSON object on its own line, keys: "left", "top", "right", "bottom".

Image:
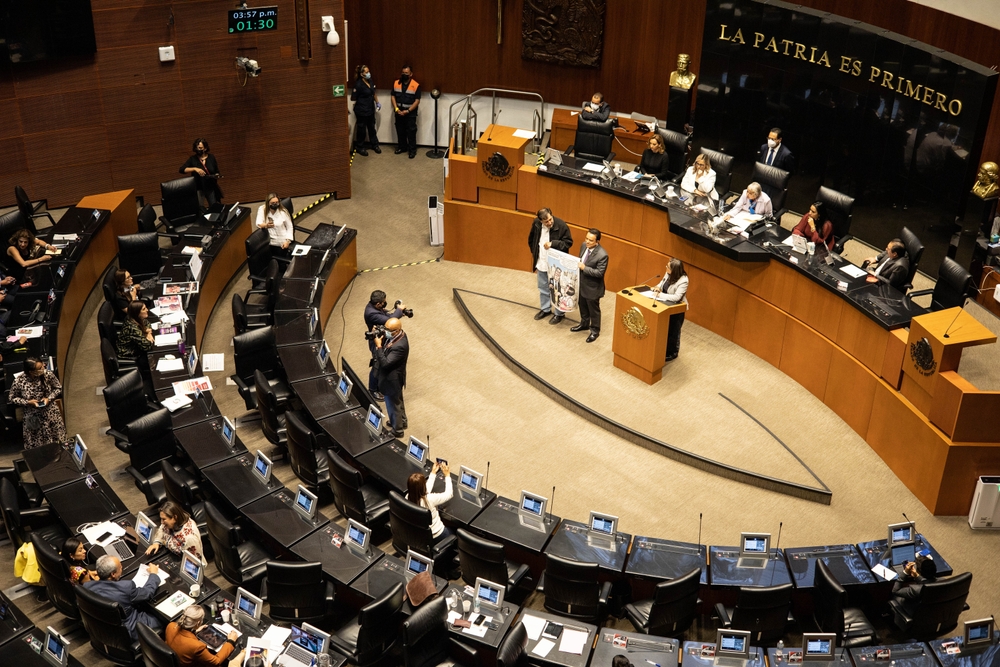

{"left": 891, "top": 551, "right": 937, "bottom": 617}
{"left": 571, "top": 229, "right": 609, "bottom": 343}
{"left": 374, "top": 317, "right": 409, "bottom": 437}
{"left": 863, "top": 239, "right": 910, "bottom": 289}
{"left": 83, "top": 554, "right": 162, "bottom": 640}
{"left": 364, "top": 290, "right": 405, "bottom": 400}
{"left": 527, "top": 208, "right": 574, "bottom": 324}
{"left": 758, "top": 127, "right": 795, "bottom": 172}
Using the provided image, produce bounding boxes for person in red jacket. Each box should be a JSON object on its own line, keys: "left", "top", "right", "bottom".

{"left": 793, "top": 201, "right": 834, "bottom": 250}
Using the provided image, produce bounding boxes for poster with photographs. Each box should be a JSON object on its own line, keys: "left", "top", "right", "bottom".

{"left": 547, "top": 249, "right": 580, "bottom": 314}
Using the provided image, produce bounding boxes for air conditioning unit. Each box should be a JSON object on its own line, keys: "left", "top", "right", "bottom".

{"left": 968, "top": 476, "right": 1000, "bottom": 529}
{"left": 428, "top": 195, "right": 444, "bottom": 246}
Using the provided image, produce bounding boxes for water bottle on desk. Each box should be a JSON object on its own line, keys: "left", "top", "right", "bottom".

{"left": 776, "top": 639, "right": 784, "bottom": 662}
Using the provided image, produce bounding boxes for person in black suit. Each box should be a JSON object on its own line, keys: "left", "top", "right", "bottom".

{"left": 374, "top": 318, "right": 409, "bottom": 437}
{"left": 862, "top": 239, "right": 910, "bottom": 289}
{"left": 581, "top": 93, "right": 610, "bottom": 122}
{"left": 527, "top": 208, "right": 573, "bottom": 324}
{"left": 758, "top": 127, "right": 795, "bottom": 172}
{"left": 891, "top": 551, "right": 937, "bottom": 616}
{"left": 364, "top": 290, "right": 405, "bottom": 401}
{"left": 571, "top": 229, "right": 609, "bottom": 343}
{"left": 83, "top": 555, "right": 161, "bottom": 640}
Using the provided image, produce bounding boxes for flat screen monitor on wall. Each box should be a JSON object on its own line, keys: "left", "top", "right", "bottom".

{"left": 2, "top": 0, "right": 97, "bottom": 64}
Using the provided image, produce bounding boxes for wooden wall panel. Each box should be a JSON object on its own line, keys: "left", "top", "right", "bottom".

{"left": 23, "top": 128, "right": 110, "bottom": 172}
{"left": 18, "top": 91, "right": 104, "bottom": 135}
{"left": 30, "top": 167, "right": 115, "bottom": 206}
{"left": 0, "top": 139, "right": 28, "bottom": 175}
{"left": 685, "top": 265, "right": 738, "bottom": 341}
{"left": 780, "top": 318, "right": 833, "bottom": 401}
{"left": 733, "top": 292, "right": 785, "bottom": 368}
{"left": 12, "top": 61, "right": 98, "bottom": 98}
{"left": 824, "top": 347, "right": 878, "bottom": 438}
{"left": 94, "top": 45, "right": 179, "bottom": 88}
{"left": 92, "top": 5, "right": 175, "bottom": 50}
{"left": 0, "top": 100, "right": 22, "bottom": 138}
{"left": 101, "top": 81, "right": 185, "bottom": 124}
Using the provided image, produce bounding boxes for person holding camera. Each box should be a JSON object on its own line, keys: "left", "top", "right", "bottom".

{"left": 374, "top": 318, "right": 408, "bottom": 437}
{"left": 365, "top": 290, "right": 407, "bottom": 401}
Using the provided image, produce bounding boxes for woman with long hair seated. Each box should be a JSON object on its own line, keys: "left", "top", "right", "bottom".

{"left": 165, "top": 605, "right": 238, "bottom": 666}
{"left": 7, "top": 228, "right": 54, "bottom": 274}
{"left": 406, "top": 461, "right": 453, "bottom": 545}
{"left": 61, "top": 537, "right": 97, "bottom": 585}
{"left": 116, "top": 300, "right": 155, "bottom": 360}
{"left": 145, "top": 501, "right": 206, "bottom": 565}
{"left": 792, "top": 201, "right": 834, "bottom": 250}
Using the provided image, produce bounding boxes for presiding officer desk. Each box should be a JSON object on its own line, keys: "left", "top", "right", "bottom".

{"left": 443, "top": 130, "right": 1000, "bottom": 516}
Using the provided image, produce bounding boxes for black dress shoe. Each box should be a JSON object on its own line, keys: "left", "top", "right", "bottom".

{"left": 570, "top": 324, "right": 588, "bottom": 332}
{"left": 373, "top": 146, "right": 382, "bottom": 154}
{"left": 394, "top": 147, "right": 406, "bottom": 154}
{"left": 408, "top": 151, "right": 416, "bottom": 159}
{"left": 372, "top": 392, "right": 385, "bottom": 401}
{"left": 356, "top": 148, "right": 369, "bottom": 156}
{"left": 549, "top": 314, "right": 564, "bottom": 325}
{"left": 534, "top": 310, "right": 551, "bottom": 320}
{"left": 586, "top": 333, "right": 600, "bottom": 343}
{"left": 392, "top": 430, "right": 405, "bottom": 438}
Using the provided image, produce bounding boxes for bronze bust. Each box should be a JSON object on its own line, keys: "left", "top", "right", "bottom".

{"left": 972, "top": 161, "right": 999, "bottom": 199}
{"left": 669, "top": 54, "right": 696, "bottom": 90}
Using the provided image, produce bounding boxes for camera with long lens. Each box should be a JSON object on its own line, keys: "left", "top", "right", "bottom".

{"left": 394, "top": 300, "right": 414, "bottom": 318}
{"left": 365, "top": 324, "right": 387, "bottom": 341}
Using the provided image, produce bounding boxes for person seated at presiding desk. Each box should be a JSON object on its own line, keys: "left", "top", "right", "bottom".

{"left": 581, "top": 92, "right": 610, "bottom": 122}
{"left": 724, "top": 182, "right": 772, "bottom": 220}
{"left": 7, "top": 228, "right": 54, "bottom": 272}
{"left": 181, "top": 138, "right": 223, "bottom": 206}
{"left": 407, "top": 461, "right": 453, "bottom": 545}
{"left": 62, "top": 537, "right": 97, "bottom": 585}
{"left": 792, "top": 201, "right": 834, "bottom": 250}
{"left": 528, "top": 207, "right": 573, "bottom": 324}
{"left": 637, "top": 134, "right": 671, "bottom": 181}
{"left": 891, "top": 550, "right": 938, "bottom": 616}
{"left": 862, "top": 238, "right": 909, "bottom": 289}
{"left": 145, "top": 500, "right": 207, "bottom": 565}
{"left": 680, "top": 153, "right": 719, "bottom": 204}
{"left": 654, "top": 259, "right": 689, "bottom": 362}
{"left": 256, "top": 192, "right": 295, "bottom": 257}
{"left": 84, "top": 554, "right": 162, "bottom": 639}
{"left": 116, "top": 300, "right": 155, "bottom": 361}
{"left": 166, "top": 604, "right": 239, "bottom": 667}
{"left": 758, "top": 127, "right": 795, "bottom": 171}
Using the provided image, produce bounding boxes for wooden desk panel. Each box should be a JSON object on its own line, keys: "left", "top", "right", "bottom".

{"left": 196, "top": 216, "right": 252, "bottom": 345}
{"left": 635, "top": 247, "right": 670, "bottom": 290}
{"left": 444, "top": 201, "right": 534, "bottom": 272}
{"left": 639, "top": 206, "right": 672, "bottom": 255}
{"left": 589, "top": 189, "right": 643, "bottom": 244}
{"left": 324, "top": 236, "right": 357, "bottom": 323}
{"left": 780, "top": 318, "right": 833, "bottom": 401}
{"left": 685, "top": 265, "right": 738, "bottom": 341}
{"left": 786, "top": 277, "right": 845, "bottom": 341}
{"left": 938, "top": 442, "right": 1000, "bottom": 515}
{"left": 448, "top": 140, "right": 478, "bottom": 203}
{"left": 824, "top": 347, "right": 878, "bottom": 438}
{"left": 476, "top": 125, "right": 528, "bottom": 194}
{"left": 835, "top": 305, "right": 891, "bottom": 377}
{"left": 536, "top": 176, "right": 592, "bottom": 225}
{"left": 733, "top": 292, "right": 785, "bottom": 368}
{"left": 517, "top": 166, "right": 538, "bottom": 214}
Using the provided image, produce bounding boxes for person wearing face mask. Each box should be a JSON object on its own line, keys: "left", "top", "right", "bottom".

{"left": 373, "top": 318, "right": 409, "bottom": 437}
{"left": 581, "top": 92, "right": 610, "bottom": 122}
{"left": 255, "top": 193, "right": 295, "bottom": 257}
{"left": 180, "top": 138, "right": 223, "bottom": 206}
{"left": 352, "top": 64, "right": 381, "bottom": 156}
{"left": 757, "top": 127, "right": 795, "bottom": 172}
{"left": 392, "top": 65, "right": 421, "bottom": 159}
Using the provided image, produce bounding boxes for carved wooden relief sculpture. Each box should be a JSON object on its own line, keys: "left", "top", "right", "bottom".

{"left": 522, "top": 0, "right": 606, "bottom": 68}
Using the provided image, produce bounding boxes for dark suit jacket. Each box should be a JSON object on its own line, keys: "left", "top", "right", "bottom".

{"left": 581, "top": 102, "right": 610, "bottom": 122}
{"left": 375, "top": 331, "right": 409, "bottom": 395}
{"left": 84, "top": 574, "right": 160, "bottom": 639}
{"left": 364, "top": 302, "right": 403, "bottom": 354}
{"left": 872, "top": 251, "right": 910, "bottom": 289}
{"left": 758, "top": 142, "right": 795, "bottom": 172}
{"left": 578, "top": 244, "right": 609, "bottom": 300}
{"left": 527, "top": 216, "right": 573, "bottom": 271}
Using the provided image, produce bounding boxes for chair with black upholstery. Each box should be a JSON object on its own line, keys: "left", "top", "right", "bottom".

{"left": 812, "top": 560, "right": 875, "bottom": 648}
{"left": 260, "top": 561, "right": 335, "bottom": 625}
{"left": 0, "top": 458, "right": 42, "bottom": 509}
{"left": 255, "top": 369, "right": 288, "bottom": 453}
{"left": 15, "top": 185, "right": 55, "bottom": 233}
{"left": 136, "top": 204, "right": 158, "bottom": 234}
{"left": 232, "top": 293, "right": 270, "bottom": 335}
{"left": 905, "top": 256, "right": 972, "bottom": 312}
{"left": 714, "top": 583, "right": 794, "bottom": 644}
{"left": 0, "top": 478, "right": 66, "bottom": 548}
{"left": 203, "top": 500, "right": 269, "bottom": 592}
{"left": 888, "top": 572, "right": 972, "bottom": 639}
{"left": 899, "top": 227, "right": 925, "bottom": 292}
{"left": 388, "top": 491, "right": 458, "bottom": 572}
{"left": 137, "top": 622, "right": 182, "bottom": 667}
{"left": 750, "top": 162, "right": 792, "bottom": 217}
{"left": 243, "top": 258, "right": 281, "bottom": 315}
{"left": 159, "top": 176, "right": 202, "bottom": 234}
{"left": 330, "top": 581, "right": 405, "bottom": 666}
{"left": 815, "top": 186, "right": 856, "bottom": 253}
{"left": 117, "top": 232, "right": 162, "bottom": 282}
{"left": 98, "top": 301, "right": 124, "bottom": 344}
{"left": 160, "top": 461, "right": 211, "bottom": 560}
{"left": 231, "top": 327, "right": 290, "bottom": 412}
{"left": 624, "top": 566, "right": 701, "bottom": 638}
{"left": 103, "top": 370, "right": 157, "bottom": 453}
{"left": 456, "top": 528, "right": 530, "bottom": 597}
{"left": 327, "top": 450, "right": 390, "bottom": 535}
{"left": 536, "top": 553, "right": 612, "bottom": 623}
{"left": 658, "top": 128, "right": 691, "bottom": 182}
{"left": 102, "top": 264, "right": 121, "bottom": 307}
{"left": 122, "top": 408, "right": 178, "bottom": 505}
{"left": 701, "top": 148, "right": 735, "bottom": 199}
{"left": 101, "top": 337, "right": 138, "bottom": 386}
{"left": 245, "top": 228, "right": 273, "bottom": 290}
{"left": 565, "top": 117, "right": 617, "bottom": 163}
{"left": 342, "top": 357, "right": 376, "bottom": 411}
{"left": 402, "top": 596, "right": 479, "bottom": 667}
{"left": 496, "top": 622, "right": 528, "bottom": 667}
{"left": 75, "top": 584, "right": 144, "bottom": 665}
{"left": 284, "top": 411, "right": 331, "bottom": 498}
{"left": 31, "top": 533, "right": 81, "bottom": 621}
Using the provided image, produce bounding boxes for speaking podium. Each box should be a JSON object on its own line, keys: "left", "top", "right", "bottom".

{"left": 612, "top": 289, "right": 687, "bottom": 384}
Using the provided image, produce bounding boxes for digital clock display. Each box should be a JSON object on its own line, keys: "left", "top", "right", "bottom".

{"left": 229, "top": 6, "right": 278, "bottom": 33}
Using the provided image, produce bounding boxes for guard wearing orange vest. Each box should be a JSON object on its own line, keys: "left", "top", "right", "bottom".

{"left": 392, "top": 65, "right": 421, "bottom": 158}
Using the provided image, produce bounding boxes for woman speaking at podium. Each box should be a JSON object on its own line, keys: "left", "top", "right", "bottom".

{"left": 654, "top": 259, "right": 689, "bottom": 362}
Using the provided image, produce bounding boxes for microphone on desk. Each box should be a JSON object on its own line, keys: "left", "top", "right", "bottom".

{"left": 484, "top": 461, "right": 490, "bottom": 495}
{"left": 486, "top": 111, "right": 502, "bottom": 141}
{"left": 697, "top": 512, "right": 703, "bottom": 547}
{"left": 942, "top": 302, "right": 967, "bottom": 338}
{"left": 549, "top": 485, "right": 556, "bottom": 522}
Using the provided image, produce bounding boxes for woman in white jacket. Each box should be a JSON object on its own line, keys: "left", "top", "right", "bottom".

{"left": 655, "top": 259, "right": 689, "bottom": 362}
{"left": 406, "top": 461, "right": 454, "bottom": 544}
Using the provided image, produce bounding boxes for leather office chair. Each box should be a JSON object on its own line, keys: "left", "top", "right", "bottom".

{"left": 136, "top": 203, "right": 158, "bottom": 234}
{"left": 906, "top": 256, "right": 972, "bottom": 312}
{"left": 888, "top": 572, "right": 972, "bottom": 639}
{"left": 98, "top": 301, "right": 123, "bottom": 344}
{"left": 15, "top": 185, "right": 54, "bottom": 233}
{"left": 750, "top": 162, "right": 792, "bottom": 217}
{"left": 232, "top": 327, "right": 291, "bottom": 412}
{"left": 0, "top": 209, "right": 29, "bottom": 249}
{"left": 536, "top": 553, "right": 612, "bottom": 623}
{"left": 160, "top": 461, "right": 212, "bottom": 560}
{"left": 232, "top": 293, "right": 270, "bottom": 336}
{"left": 327, "top": 450, "right": 390, "bottom": 535}
{"left": 657, "top": 128, "right": 690, "bottom": 182}
{"left": 624, "top": 566, "right": 701, "bottom": 638}
{"left": 102, "top": 265, "right": 123, "bottom": 312}
{"left": 714, "top": 583, "right": 794, "bottom": 644}
{"left": 456, "top": 528, "right": 530, "bottom": 597}
{"left": 402, "top": 596, "right": 479, "bottom": 667}
{"left": 330, "top": 581, "right": 405, "bottom": 666}
{"left": 117, "top": 232, "right": 162, "bottom": 282}
{"left": 31, "top": 533, "right": 81, "bottom": 620}
{"left": 246, "top": 228, "right": 273, "bottom": 289}
{"left": 75, "top": 584, "right": 144, "bottom": 665}
{"left": 388, "top": 491, "right": 458, "bottom": 572}
{"left": 812, "top": 560, "right": 875, "bottom": 648}
{"left": 284, "top": 410, "right": 331, "bottom": 498}
{"left": 566, "top": 117, "right": 617, "bottom": 163}
{"left": 159, "top": 176, "right": 202, "bottom": 234}
{"left": 0, "top": 459, "right": 42, "bottom": 509}
{"left": 0, "top": 478, "right": 66, "bottom": 548}
{"left": 137, "top": 622, "right": 182, "bottom": 667}
{"left": 255, "top": 369, "right": 289, "bottom": 453}
{"left": 342, "top": 357, "right": 377, "bottom": 411}
{"left": 103, "top": 370, "right": 157, "bottom": 453}
{"left": 900, "top": 227, "right": 925, "bottom": 292}
{"left": 701, "top": 148, "right": 735, "bottom": 199}
{"left": 203, "top": 500, "right": 269, "bottom": 592}
{"left": 123, "top": 408, "right": 178, "bottom": 505}
{"left": 244, "top": 258, "right": 281, "bottom": 314}
{"left": 496, "top": 619, "right": 528, "bottom": 667}
{"left": 260, "top": 561, "right": 335, "bottom": 625}
{"left": 815, "top": 186, "right": 855, "bottom": 253}
{"left": 100, "top": 337, "right": 138, "bottom": 386}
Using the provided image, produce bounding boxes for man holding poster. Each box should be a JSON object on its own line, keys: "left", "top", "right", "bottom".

{"left": 528, "top": 208, "right": 573, "bottom": 324}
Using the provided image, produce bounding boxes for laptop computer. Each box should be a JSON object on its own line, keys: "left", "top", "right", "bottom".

{"left": 714, "top": 629, "right": 752, "bottom": 667}
{"left": 736, "top": 532, "right": 771, "bottom": 568}
{"left": 890, "top": 542, "right": 916, "bottom": 572}
{"left": 457, "top": 466, "right": 484, "bottom": 505}
{"left": 518, "top": 490, "right": 547, "bottom": 531}
{"left": 276, "top": 623, "right": 330, "bottom": 667}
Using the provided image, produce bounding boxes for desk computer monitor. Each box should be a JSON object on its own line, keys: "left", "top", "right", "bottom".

{"left": 364, "top": 405, "right": 385, "bottom": 439}
{"left": 588, "top": 511, "right": 618, "bottom": 538}
{"left": 964, "top": 618, "right": 996, "bottom": 647}
{"left": 319, "top": 249, "right": 332, "bottom": 274}
{"left": 405, "top": 549, "right": 433, "bottom": 579}
{"left": 71, "top": 435, "right": 88, "bottom": 471}
{"left": 221, "top": 417, "right": 236, "bottom": 447}
{"left": 519, "top": 491, "right": 547, "bottom": 518}
{"left": 406, "top": 436, "right": 428, "bottom": 466}
{"left": 888, "top": 522, "right": 915, "bottom": 546}
{"left": 345, "top": 519, "right": 371, "bottom": 554}
{"left": 134, "top": 512, "right": 156, "bottom": 549}
{"left": 802, "top": 633, "right": 836, "bottom": 661}
{"left": 309, "top": 278, "right": 320, "bottom": 307}
{"left": 890, "top": 542, "right": 916, "bottom": 568}
{"left": 715, "top": 629, "right": 751, "bottom": 661}
{"left": 316, "top": 339, "right": 330, "bottom": 371}
{"left": 222, "top": 202, "right": 241, "bottom": 227}
{"left": 293, "top": 485, "right": 319, "bottom": 522}
{"left": 180, "top": 550, "right": 203, "bottom": 586}
{"left": 43, "top": 626, "right": 69, "bottom": 667}
{"left": 309, "top": 307, "right": 319, "bottom": 338}
{"left": 333, "top": 224, "right": 348, "bottom": 247}
{"left": 737, "top": 533, "right": 771, "bottom": 568}
{"left": 235, "top": 587, "right": 263, "bottom": 628}
{"left": 474, "top": 577, "right": 504, "bottom": 611}
{"left": 252, "top": 450, "right": 273, "bottom": 484}
{"left": 335, "top": 375, "right": 353, "bottom": 404}
{"left": 187, "top": 346, "right": 199, "bottom": 377}
{"left": 459, "top": 466, "right": 482, "bottom": 494}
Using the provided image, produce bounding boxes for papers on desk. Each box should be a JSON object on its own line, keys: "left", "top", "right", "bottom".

{"left": 53, "top": 233, "right": 79, "bottom": 242}
{"left": 621, "top": 171, "right": 641, "bottom": 182}
{"left": 81, "top": 520, "right": 125, "bottom": 546}
{"left": 582, "top": 162, "right": 604, "bottom": 173}
{"left": 260, "top": 624, "right": 291, "bottom": 648}
{"left": 243, "top": 639, "right": 271, "bottom": 667}
{"left": 839, "top": 264, "right": 868, "bottom": 279}
{"left": 781, "top": 235, "right": 797, "bottom": 247}
{"left": 132, "top": 564, "right": 170, "bottom": 588}
{"left": 161, "top": 394, "right": 193, "bottom": 412}
{"left": 15, "top": 326, "right": 44, "bottom": 339}
{"left": 201, "top": 353, "right": 225, "bottom": 372}
{"left": 570, "top": 111, "right": 578, "bottom": 116}
{"left": 45, "top": 247, "right": 62, "bottom": 256}
{"left": 872, "top": 563, "right": 898, "bottom": 581}
{"left": 172, "top": 376, "right": 212, "bottom": 395}
{"left": 512, "top": 129, "right": 536, "bottom": 139}
{"left": 155, "top": 332, "right": 183, "bottom": 347}
{"left": 292, "top": 244, "right": 311, "bottom": 256}
{"left": 447, "top": 611, "right": 462, "bottom": 624}
{"left": 160, "top": 311, "right": 189, "bottom": 325}
{"left": 463, "top": 619, "right": 490, "bottom": 638}
{"left": 156, "top": 357, "right": 185, "bottom": 372}
{"left": 728, "top": 213, "right": 762, "bottom": 231}
{"left": 531, "top": 638, "right": 555, "bottom": 658}
{"left": 520, "top": 614, "right": 546, "bottom": 641}
{"left": 156, "top": 591, "right": 194, "bottom": 619}
{"left": 181, "top": 246, "right": 202, "bottom": 255}
{"left": 559, "top": 628, "right": 589, "bottom": 655}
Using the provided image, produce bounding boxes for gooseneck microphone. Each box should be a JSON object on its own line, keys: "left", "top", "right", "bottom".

{"left": 697, "top": 512, "right": 703, "bottom": 547}
{"left": 484, "top": 461, "right": 490, "bottom": 493}
{"left": 549, "top": 485, "right": 556, "bottom": 522}
{"left": 486, "top": 110, "right": 502, "bottom": 141}
{"left": 942, "top": 303, "right": 966, "bottom": 338}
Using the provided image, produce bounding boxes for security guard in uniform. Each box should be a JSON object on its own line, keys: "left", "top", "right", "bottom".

{"left": 392, "top": 65, "right": 421, "bottom": 158}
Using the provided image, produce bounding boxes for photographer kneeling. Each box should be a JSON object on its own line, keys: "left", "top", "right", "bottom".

{"left": 373, "top": 318, "right": 409, "bottom": 437}
{"left": 364, "top": 290, "right": 411, "bottom": 400}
